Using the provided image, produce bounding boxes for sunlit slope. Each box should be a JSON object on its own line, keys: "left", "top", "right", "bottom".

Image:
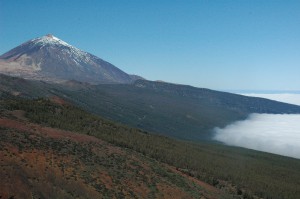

{"left": 1, "top": 97, "right": 300, "bottom": 199}
{"left": 0, "top": 117, "right": 219, "bottom": 199}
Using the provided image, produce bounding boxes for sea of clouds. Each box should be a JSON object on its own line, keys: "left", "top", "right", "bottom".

{"left": 213, "top": 93, "right": 300, "bottom": 159}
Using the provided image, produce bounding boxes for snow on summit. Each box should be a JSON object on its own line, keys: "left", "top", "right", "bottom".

{"left": 29, "top": 34, "right": 90, "bottom": 63}
{"left": 31, "top": 34, "right": 72, "bottom": 47}
{"left": 0, "top": 34, "right": 137, "bottom": 84}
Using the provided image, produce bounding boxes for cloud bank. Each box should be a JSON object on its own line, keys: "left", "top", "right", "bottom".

{"left": 241, "top": 93, "right": 300, "bottom": 106}
{"left": 214, "top": 113, "right": 300, "bottom": 159}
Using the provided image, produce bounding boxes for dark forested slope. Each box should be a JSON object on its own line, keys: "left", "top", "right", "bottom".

{"left": 1, "top": 74, "right": 300, "bottom": 140}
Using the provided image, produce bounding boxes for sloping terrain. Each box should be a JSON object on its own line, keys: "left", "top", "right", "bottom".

{"left": 64, "top": 79, "right": 300, "bottom": 140}
{"left": 1, "top": 74, "right": 300, "bottom": 140}
{"left": 0, "top": 34, "right": 139, "bottom": 84}
{"left": 1, "top": 97, "right": 300, "bottom": 199}
{"left": 0, "top": 106, "right": 222, "bottom": 199}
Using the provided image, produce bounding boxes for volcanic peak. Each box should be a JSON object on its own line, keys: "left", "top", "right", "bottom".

{"left": 0, "top": 34, "right": 140, "bottom": 84}
{"left": 29, "top": 34, "right": 72, "bottom": 48}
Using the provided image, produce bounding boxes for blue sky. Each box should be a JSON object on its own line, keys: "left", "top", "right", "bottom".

{"left": 0, "top": 0, "right": 299, "bottom": 90}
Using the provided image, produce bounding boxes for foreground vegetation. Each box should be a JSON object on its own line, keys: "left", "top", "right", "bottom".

{"left": 2, "top": 98, "right": 300, "bottom": 199}
{"left": 1, "top": 126, "right": 220, "bottom": 199}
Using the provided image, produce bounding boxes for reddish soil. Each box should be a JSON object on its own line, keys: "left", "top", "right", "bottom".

{"left": 0, "top": 118, "right": 102, "bottom": 144}
{"left": 49, "top": 96, "right": 69, "bottom": 105}
{"left": 0, "top": 116, "right": 225, "bottom": 198}
{"left": 156, "top": 183, "right": 192, "bottom": 199}
{"left": 174, "top": 167, "right": 218, "bottom": 192}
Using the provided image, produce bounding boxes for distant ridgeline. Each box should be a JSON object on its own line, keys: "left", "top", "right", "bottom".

{"left": 1, "top": 74, "right": 300, "bottom": 140}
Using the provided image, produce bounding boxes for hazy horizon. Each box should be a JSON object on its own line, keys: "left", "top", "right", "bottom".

{"left": 240, "top": 93, "right": 300, "bottom": 106}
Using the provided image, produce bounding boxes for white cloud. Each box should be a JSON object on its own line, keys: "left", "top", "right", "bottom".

{"left": 241, "top": 93, "right": 300, "bottom": 106}
{"left": 213, "top": 113, "right": 300, "bottom": 159}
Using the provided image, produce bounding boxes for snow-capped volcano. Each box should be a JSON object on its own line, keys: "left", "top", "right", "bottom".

{"left": 32, "top": 34, "right": 71, "bottom": 46}
{"left": 0, "top": 34, "right": 141, "bottom": 84}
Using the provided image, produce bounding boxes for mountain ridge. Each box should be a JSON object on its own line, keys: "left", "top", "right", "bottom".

{"left": 1, "top": 74, "right": 300, "bottom": 141}
{"left": 0, "top": 34, "right": 141, "bottom": 84}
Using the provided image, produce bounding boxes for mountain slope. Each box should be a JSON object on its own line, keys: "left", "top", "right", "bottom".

{"left": 62, "top": 79, "right": 300, "bottom": 140}
{"left": 0, "top": 34, "right": 138, "bottom": 84}
{"left": 1, "top": 74, "right": 300, "bottom": 140}
{"left": 1, "top": 97, "right": 300, "bottom": 199}
{"left": 0, "top": 111, "right": 221, "bottom": 199}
